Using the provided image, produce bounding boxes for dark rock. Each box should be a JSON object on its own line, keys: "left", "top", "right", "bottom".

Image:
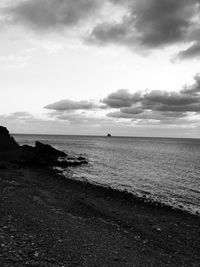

{"left": 21, "top": 145, "right": 36, "bottom": 161}
{"left": 35, "top": 141, "right": 66, "bottom": 158}
{"left": 0, "top": 126, "right": 19, "bottom": 152}
{"left": 0, "top": 126, "right": 88, "bottom": 168}
{"left": 0, "top": 163, "right": 7, "bottom": 169}
{"left": 21, "top": 144, "right": 88, "bottom": 167}
{"left": 78, "top": 156, "right": 86, "bottom": 161}
{"left": 20, "top": 142, "right": 67, "bottom": 167}
{"left": 0, "top": 126, "right": 21, "bottom": 162}
{"left": 79, "top": 160, "right": 88, "bottom": 164}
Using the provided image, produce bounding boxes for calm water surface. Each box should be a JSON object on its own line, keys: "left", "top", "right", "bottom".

{"left": 14, "top": 134, "right": 200, "bottom": 215}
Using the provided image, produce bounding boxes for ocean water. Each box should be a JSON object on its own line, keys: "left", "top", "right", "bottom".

{"left": 14, "top": 134, "right": 200, "bottom": 215}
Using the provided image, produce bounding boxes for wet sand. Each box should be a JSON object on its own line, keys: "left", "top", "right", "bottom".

{"left": 0, "top": 163, "right": 200, "bottom": 266}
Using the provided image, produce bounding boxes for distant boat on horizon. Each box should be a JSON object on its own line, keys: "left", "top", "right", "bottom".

{"left": 107, "top": 133, "right": 111, "bottom": 137}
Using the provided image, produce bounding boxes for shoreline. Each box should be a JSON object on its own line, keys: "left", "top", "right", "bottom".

{"left": 1, "top": 163, "right": 200, "bottom": 266}
{"left": 56, "top": 168, "right": 200, "bottom": 217}
{"left": 13, "top": 133, "right": 200, "bottom": 217}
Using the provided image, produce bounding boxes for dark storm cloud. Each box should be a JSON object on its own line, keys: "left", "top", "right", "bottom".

{"left": 45, "top": 74, "right": 200, "bottom": 127}
{"left": 42, "top": 74, "right": 200, "bottom": 129}
{"left": 140, "top": 90, "right": 200, "bottom": 113}
{"left": 3, "top": 0, "right": 200, "bottom": 55}
{"left": 102, "top": 89, "right": 141, "bottom": 108}
{"left": 177, "top": 43, "right": 200, "bottom": 60}
{"left": 133, "top": 0, "right": 194, "bottom": 47}
{"left": 103, "top": 88, "right": 200, "bottom": 111}
{"left": 107, "top": 110, "right": 187, "bottom": 121}
{"left": 88, "top": 0, "right": 197, "bottom": 49}
{"left": 44, "top": 99, "right": 101, "bottom": 111}
{"left": 120, "top": 106, "right": 143, "bottom": 115}
{"left": 5, "top": 0, "right": 101, "bottom": 31}
{"left": 104, "top": 74, "right": 200, "bottom": 122}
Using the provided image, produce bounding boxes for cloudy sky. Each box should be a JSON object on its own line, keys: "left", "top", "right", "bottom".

{"left": 0, "top": 0, "right": 200, "bottom": 137}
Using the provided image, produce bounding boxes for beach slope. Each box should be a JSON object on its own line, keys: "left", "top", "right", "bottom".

{"left": 0, "top": 163, "right": 200, "bottom": 267}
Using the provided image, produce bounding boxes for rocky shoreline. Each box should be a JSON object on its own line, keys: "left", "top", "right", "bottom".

{"left": 0, "top": 126, "right": 200, "bottom": 266}
{"left": 0, "top": 126, "right": 88, "bottom": 168}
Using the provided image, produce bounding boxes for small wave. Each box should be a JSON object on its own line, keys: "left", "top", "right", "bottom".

{"left": 58, "top": 170, "right": 200, "bottom": 216}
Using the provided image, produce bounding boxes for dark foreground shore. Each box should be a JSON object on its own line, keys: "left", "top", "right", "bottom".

{"left": 0, "top": 163, "right": 200, "bottom": 267}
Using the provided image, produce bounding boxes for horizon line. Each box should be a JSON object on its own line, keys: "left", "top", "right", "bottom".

{"left": 12, "top": 133, "right": 200, "bottom": 140}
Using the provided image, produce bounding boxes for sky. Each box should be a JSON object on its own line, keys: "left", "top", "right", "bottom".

{"left": 0, "top": 0, "right": 200, "bottom": 137}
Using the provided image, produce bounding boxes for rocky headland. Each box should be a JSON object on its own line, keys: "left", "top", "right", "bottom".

{"left": 0, "top": 126, "right": 88, "bottom": 168}
{"left": 0, "top": 126, "right": 200, "bottom": 267}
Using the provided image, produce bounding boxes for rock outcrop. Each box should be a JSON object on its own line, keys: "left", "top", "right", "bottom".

{"left": 21, "top": 143, "right": 88, "bottom": 167}
{"left": 35, "top": 141, "right": 66, "bottom": 158}
{"left": 20, "top": 142, "right": 67, "bottom": 166}
{"left": 0, "top": 126, "right": 19, "bottom": 152}
{"left": 0, "top": 126, "right": 88, "bottom": 167}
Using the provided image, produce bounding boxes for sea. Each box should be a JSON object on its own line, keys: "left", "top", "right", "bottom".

{"left": 14, "top": 134, "right": 200, "bottom": 215}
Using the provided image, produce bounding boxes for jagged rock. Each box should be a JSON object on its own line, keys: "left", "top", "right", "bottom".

{"left": 0, "top": 126, "right": 19, "bottom": 152}
{"left": 35, "top": 141, "right": 66, "bottom": 158}
{"left": 0, "top": 125, "right": 88, "bottom": 168}
{"left": 21, "top": 142, "right": 66, "bottom": 166}
{"left": 21, "top": 142, "right": 88, "bottom": 167}
{"left": 0, "top": 126, "right": 21, "bottom": 162}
